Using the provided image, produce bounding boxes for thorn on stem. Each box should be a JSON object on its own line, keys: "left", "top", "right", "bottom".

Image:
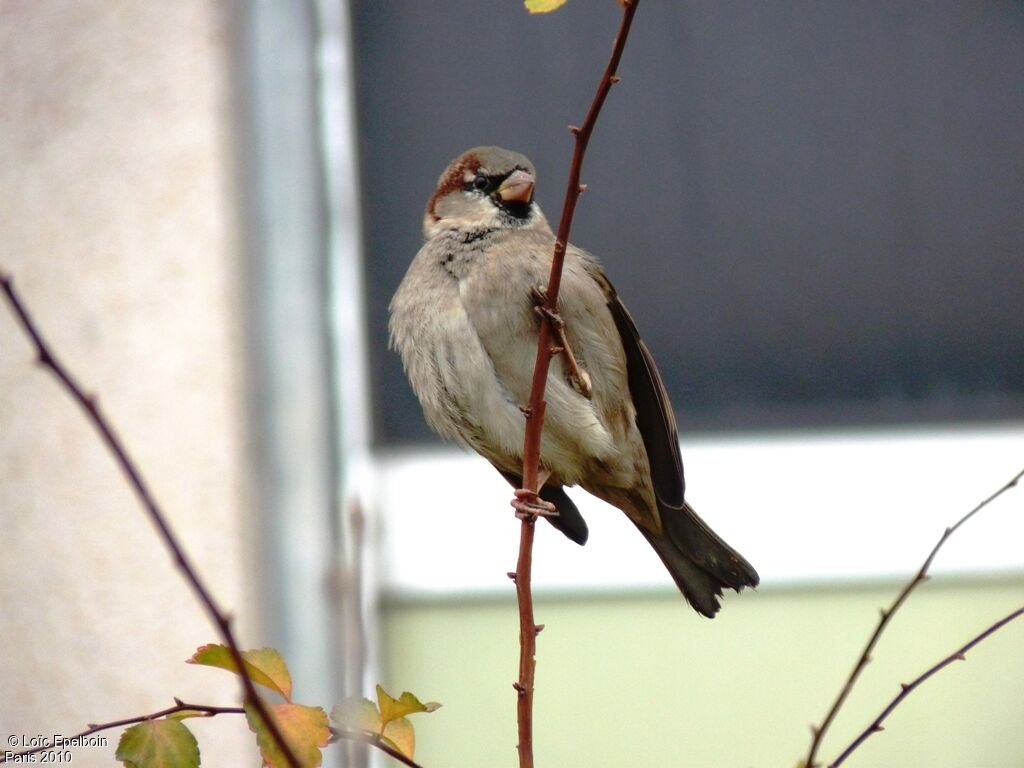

{"left": 871, "top": 724, "right": 885, "bottom": 733}
{"left": 899, "top": 682, "right": 910, "bottom": 692}
{"left": 507, "top": 571, "right": 517, "bottom": 581}
{"left": 513, "top": 682, "right": 526, "bottom": 696}
{"left": 518, "top": 404, "right": 532, "bottom": 417}
{"left": 174, "top": 697, "right": 185, "bottom": 706}
{"left": 879, "top": 608, "right": 889, "bottom": 619}
{"left": 568, "top": 125, "right": 581, "bottom": 135}
{"left": 86, "top": 723, "right": 98, "bottom": 729}
{"left": 535, "top": 624, "right": 545, "bottom": 634}
{"left": 549, "top": 345, "right": 564, "bottom": 355}
{"left": 578, "top": 183, "right": 588, "bottom": 194}
{"left": 609, "top": 75, "right": 621, "bottom": 84}
{"left": 955, "top": 652, "right": 966, "bottom": 661}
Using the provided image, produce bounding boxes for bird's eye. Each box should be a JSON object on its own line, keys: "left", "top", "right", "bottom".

{"left": 472, "top": 175, "right": 490, "bottom": 192}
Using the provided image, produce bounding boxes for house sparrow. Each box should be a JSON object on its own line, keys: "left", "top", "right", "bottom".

{"left": 389, "top": 146, "right": 758, "bottom": 616}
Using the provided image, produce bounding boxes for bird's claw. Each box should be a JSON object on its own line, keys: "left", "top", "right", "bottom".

{"left": 530, "top": 283, "right": 565, "bottom": 329}
{"left": 511, "top": 488, "right": 559, "bottom": 519}
{"left": 570, "top": 368, "right": 592, "bottom": 398}
{"left": 530, "top": 283, "right": 550, "bottom": 306}
{"left": 529, "top": 286, "right": 593, "bottom": 399}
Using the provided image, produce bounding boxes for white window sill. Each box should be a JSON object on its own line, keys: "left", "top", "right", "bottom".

{"left": 374, "top": 423, "right": 1024, "bottom": 599}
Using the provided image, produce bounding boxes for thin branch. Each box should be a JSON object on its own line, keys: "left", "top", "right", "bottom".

{"left": 331, "top": 727, "right": 427, "bottom": 768}
{"left": 0, "top": 274, "right": 301, "bottom": 768}
{"left": 513, "top": 3, "right": 641, "bottom": 767}
{"left": 0, "top": 699, "right": 244, "bottom": 763}
{"left": 830, "top": 605, "right": 1024, "bottom": 767}
{"left": 804, "top": 467, "right": 1024, "bottom": 767}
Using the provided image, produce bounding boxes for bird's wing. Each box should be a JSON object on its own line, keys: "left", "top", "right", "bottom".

{"left": 587, "top": 268, "right": 686, "bottom": 507}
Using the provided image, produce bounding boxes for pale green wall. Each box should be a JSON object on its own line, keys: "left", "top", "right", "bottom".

{"left": 382, "top": 578, "right": 1023, "bottom": 767}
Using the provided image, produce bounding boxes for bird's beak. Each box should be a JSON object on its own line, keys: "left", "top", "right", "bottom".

{"left": 497, "top": 169, "right": 535, "bottom": 204}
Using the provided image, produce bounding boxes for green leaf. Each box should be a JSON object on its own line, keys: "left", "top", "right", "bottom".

{"left": 165, "top": 710, "right": 208, "bottom": 721}
{"left": 524, "top": 0, "right": 571, "bottom": 12}
{"left": 245, "top": 702, "right": 330, "bottom": 768}
{"left": 375, "top": 685, "right": 441, "bottom": 726}
{"left": 116, "top": 720, "right": 199, "bottom": 768}
{"left": 187, "top": 644, "right": 293, "bottom": 701}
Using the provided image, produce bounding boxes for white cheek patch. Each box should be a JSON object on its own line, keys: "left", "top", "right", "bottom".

{"left": 462, "top": 169, "right": 477, "bottom": 183}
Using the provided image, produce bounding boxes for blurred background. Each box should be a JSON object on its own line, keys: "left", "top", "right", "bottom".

{"left": 1, "top": 2, "right": 1022, "bottom": 767}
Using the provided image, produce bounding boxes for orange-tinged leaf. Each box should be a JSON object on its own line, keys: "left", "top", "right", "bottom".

{"left": 375, "top": 685, "right": 441, "bottom": 725}
{"left": 245, "top": 702, "right": 330, "bottom": 768}
{"left": 331, "top": 698, "right": 382, "bottom": 734}
{"left": 115, "top": 719, "right": 199, "bottom": 768}
{"left": 524, "top": 0, "right": 570, "bottom": 13}
{"left": 381, "top": 717, "right": 415, "bottom": 759}
{"left": 187, "top": 644, "right": 293, "bottom": 701}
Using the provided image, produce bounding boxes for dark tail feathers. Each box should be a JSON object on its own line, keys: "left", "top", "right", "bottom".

{"left": 641, "top": 500, "right": 759, "bottom": 618}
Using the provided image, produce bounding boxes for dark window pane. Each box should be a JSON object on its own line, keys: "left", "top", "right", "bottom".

{"left": 352, "top": 0, "right": 1024, "bottom": 446}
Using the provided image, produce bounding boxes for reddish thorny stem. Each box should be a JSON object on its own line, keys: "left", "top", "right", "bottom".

{"left": 513, "top": 3, "right": 641, "bottom": 768}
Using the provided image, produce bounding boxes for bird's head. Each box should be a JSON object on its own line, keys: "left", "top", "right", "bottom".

{"left": 423, "top": 146, "right": 548, "bottom": 239}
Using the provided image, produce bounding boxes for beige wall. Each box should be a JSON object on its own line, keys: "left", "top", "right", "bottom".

{"left": 383, "top": 578, "right": 1024, "bottom": 767}
{"left": 0, "top": 3, "right": 260, "bottom": 763}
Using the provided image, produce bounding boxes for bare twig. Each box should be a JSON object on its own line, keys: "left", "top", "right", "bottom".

{"left": 0, "top": 699, "right": 245, "bottom": 763}
{"left": 804, "top": 467, "right": 1024, "bottom": 767}
{"left": 331, "top": 727, "right": 427, "bottom": 768}
{"left": 830, "top": 604, "right": 1024, "bottom": 767}
{"left": 0, "top": 275, "right": 301, "bottom": 768}
{"left": 512, "top": 3, "right": 641, "bottom": 767}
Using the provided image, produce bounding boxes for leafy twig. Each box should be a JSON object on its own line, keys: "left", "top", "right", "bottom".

{"left": 0, "top": 274, "right": 301, "bottom": 768}
{"left": 512, "top": 3, "right": 641, "bottom": 767}
{"left": 804, "top": 466, "right": 1024, "bottom": 767}
{"left": 0, "top": 699, "right": 244, "bottom": 763}
{"left": 830, "top": 604, "right": 1024, "bottom": 767}
{"left": 331, "top": 727, "right": 426, "bottom": 768}
{"left": 0, "top": 695, "right": 430, "bottom": 768}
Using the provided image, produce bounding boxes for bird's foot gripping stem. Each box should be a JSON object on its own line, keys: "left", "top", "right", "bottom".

{"left": 530, "top": 285, "right": 593, "bottom": 399}
{"left": 511, "top": 487, "right": 559, "bottom": 520}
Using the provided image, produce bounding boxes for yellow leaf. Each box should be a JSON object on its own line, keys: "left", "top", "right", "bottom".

{"left": 524, "top": 0, "right": 571, "bottom": 13}
{"left": 375, "top": 685, "right": 441, "bottom": 726}
{"left": 245, "top": 702, "right": 330, "bottom": 768}
{"left": 187, "top": 644, "right": 293, "bottom": 701}
{"left": 381, "top": 717, "right": 415, "bottom": 759}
